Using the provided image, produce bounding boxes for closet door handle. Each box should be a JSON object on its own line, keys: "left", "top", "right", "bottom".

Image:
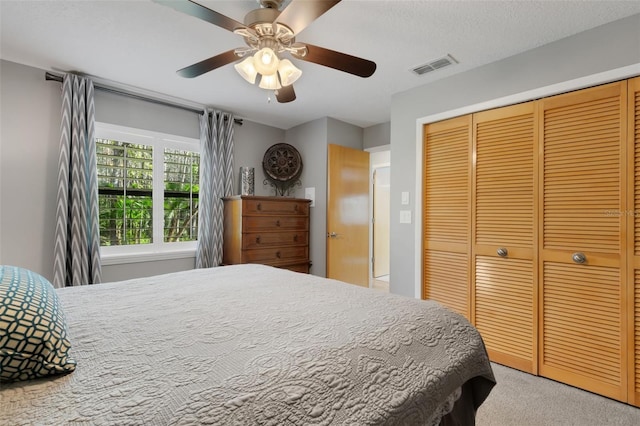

{"left": 497, "top": 247, "right": 508, "bottom": 257}
{"left": 572, "top": 252, "right": 587, "bottom": 264}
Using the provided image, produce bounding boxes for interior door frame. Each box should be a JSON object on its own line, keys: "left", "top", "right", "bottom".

{"left": 367, "top": 146, "right": 391, "bottom": 283}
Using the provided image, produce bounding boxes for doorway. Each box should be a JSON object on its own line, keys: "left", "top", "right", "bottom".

{"left": 369, "top": 148, "right": 390, "bottom": 292}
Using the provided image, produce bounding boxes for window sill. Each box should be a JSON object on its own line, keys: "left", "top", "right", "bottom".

{"left": 101, "top": 248, "right": 196, "bottom": 266}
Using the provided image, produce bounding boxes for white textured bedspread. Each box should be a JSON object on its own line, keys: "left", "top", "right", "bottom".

{"left": 1, "top": 264, "right": 494, "bottom": 425}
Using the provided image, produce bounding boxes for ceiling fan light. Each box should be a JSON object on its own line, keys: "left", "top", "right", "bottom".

{"left": 258, "top": 74, "right": 282, "bottom": 90}
{"left": 278, "top": 59, "right": 302, "bottom": 86}
{"left": 253, "top": 47, "right": 280, "bottom": 76}
{"left": 234, "top": 57, "right": 258, "bottom": 84}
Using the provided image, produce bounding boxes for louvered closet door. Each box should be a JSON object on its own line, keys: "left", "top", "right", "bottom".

{"left": 540, "top": 81, "right": 628, "bottom": 401}
{"left": 473, "top": 102, "right": 538, "bottom": 374}
{"left": 423, "top": 115, "right": 472, "bottom": 319}
{"left": 629, "top": 76, "right": 640, "bottom": 407}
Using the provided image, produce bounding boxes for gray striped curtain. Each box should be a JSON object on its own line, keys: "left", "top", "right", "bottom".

{"left": 53, "top": 74, "right": 101, "bottom": 288}
{"left": 196, "top": 110, "right": 235, "bottom": 268}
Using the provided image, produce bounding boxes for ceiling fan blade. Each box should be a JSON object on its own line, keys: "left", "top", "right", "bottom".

{"left": 275, "top": 0, "right": 341, "bottom": 35}
{"left": 153, "top": 0, "right": 247, "bottom": 33}
{"left": 276, "top": 85, "right": 296, "bottom": 103}
{"left": 177, "top": 50, "right": 239, "bottom": 78}
{"left": 293, "top": 43, "right": 376, "bottom": 78}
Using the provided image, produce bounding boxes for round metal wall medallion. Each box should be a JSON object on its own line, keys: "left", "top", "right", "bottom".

{"left": 262, "top": 143, "right": 303, "bottom": 182}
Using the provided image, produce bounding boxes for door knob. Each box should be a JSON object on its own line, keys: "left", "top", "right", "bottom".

{"left": 572, "top": 252, "right": 587, "bottom": 264}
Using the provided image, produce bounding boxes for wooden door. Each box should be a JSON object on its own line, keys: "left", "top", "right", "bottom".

{"left": 373, "top": 166, "right": 390, "bottom": 278}
{"left": 539, "top": 81, "right": 628, "bottom": 401}
{"left": 472, "top": 102, "right": 538, "bottom": 374}
{"left": 628, "top": 76, "right": 640, "bottom": 407}
{"left": 423, "top": 115, "right": 472, "bottom": 319}
{"left": 327, "top": 144, "right": 370, "bottom": 287}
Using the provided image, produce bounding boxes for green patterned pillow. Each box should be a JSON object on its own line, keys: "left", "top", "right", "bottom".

{"left": 0, "top": 265, "right": 76, "bottom": 382}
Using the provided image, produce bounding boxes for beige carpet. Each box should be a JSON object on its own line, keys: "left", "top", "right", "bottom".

{"left": 476, "top": 363, "right": 640, "bottom": 425}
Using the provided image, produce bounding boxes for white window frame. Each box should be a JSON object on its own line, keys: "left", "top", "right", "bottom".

{"left": 95, "top": 122, "right": 200, "bottom": 265}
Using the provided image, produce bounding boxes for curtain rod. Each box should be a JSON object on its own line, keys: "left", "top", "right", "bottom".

{"left": 45, "top": 72, "right": 243, "bottom": 125}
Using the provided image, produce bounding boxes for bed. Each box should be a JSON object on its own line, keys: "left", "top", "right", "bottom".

{"left": 1, "top": 264, "right": 495, "bottom": 425}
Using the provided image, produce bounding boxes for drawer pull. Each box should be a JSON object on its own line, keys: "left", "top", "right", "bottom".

{"left": 257, "top": 203, "right": 262, "bottom": 211}
{"left": 256, "top": 236, "right": 261, "bottom": 244}
{"left": 276, "top": 251, "right": 281, "bottom": 259}
{"left": 294, "top": 204, "right": 298, "bottom": 212}
{"left": 497, "top": 247, "right": 508, "bottom": 257}
{"left": 572, "top": 252, "right": 586, "bottom": 264}
{"left": 293, "top": 235, "right": 298, "bottom": 242}
{"left": 276, "top": 220, "right": 280, "bottom": 227}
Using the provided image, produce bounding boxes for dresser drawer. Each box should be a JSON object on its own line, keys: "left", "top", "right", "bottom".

{"left": 242, "top": 246, "right": 308, "bottom": 264}
{"left": 243, "top": 216, "right": 308, "bottom": 232}
{"left": 280, "top": 263, "right": 310, "bottom": 274}
{"left": 243, "top": 199, "right": 309, "bottom": 216}
{"left": 242, "top": 231, "right": 308, "bottom": 249}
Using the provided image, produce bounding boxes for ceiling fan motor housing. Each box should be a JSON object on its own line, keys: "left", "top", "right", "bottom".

{"left": 241, "top": 6, "right": 298, "bottom": 55}
{"left": 257, "top": 0, "right": 284, "bottom": 10}
{"left": 244, "top": 7, "right": 281, "bottom": 27}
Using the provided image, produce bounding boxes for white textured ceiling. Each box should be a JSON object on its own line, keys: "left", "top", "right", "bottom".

{"left": 2, "top": 0, "right": 640, "bottom": 129}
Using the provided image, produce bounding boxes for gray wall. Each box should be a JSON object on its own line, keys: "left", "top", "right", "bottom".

{"left": 364, "top": 122, "right": 390, "bottom": 149}
{"left": 286, "top": 117, "right": 328, "bottom": 276}
{"left": 0, "top": 59, "right": 286, "bottom": 282}
{"left": 0, "top": 60, "right": 61, "bottom": 280}
{"left": 327, "top": 117, "right": 363, "bottom": 150}
{"left": 95, "top": 90, "right": 199, "bottom": 139}
{"left": 389, "top": 13, "right": 640, "bottom": 297}
{"left": 285, "top": 117, "right": 365, "bottom": 277}
{"left": 235, "top": 120, "right": 286, "bottom": 197}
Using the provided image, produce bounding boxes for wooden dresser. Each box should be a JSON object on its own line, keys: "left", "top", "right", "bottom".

{"left": 222, "top": 196, "right": 311, "bottom": 273}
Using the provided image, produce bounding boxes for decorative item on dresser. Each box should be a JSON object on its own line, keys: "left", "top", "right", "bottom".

{"left": 222, "top": 195, "right": 311, "bottom": 273}
{"left": 239, "top": 166, "right": 255, "bottom": 196}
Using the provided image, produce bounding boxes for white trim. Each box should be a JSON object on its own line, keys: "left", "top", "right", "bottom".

{"left": 152, "top": 144, "right": 164, "bottom": 244}
{"left": 100, "top": 246, "right": 196, "bottom": 265}
{"left": 95, "top": 122, "right": 200, "bottom": 264}
{"left": 96, "top": 122, "right": 199, "bottom": 150}
{"left": 413, "top": 64, "right": 640, "bottom": 298}
{"left": 365, "top": 144, "right": 391, "bottom": 153}
{"left": 366, "top": 146, "right": 391, "bottom": 288}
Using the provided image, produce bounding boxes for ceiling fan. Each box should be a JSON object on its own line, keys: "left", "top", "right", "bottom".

{"left": 154, "top": 0, "right": 376, "bottom": 103}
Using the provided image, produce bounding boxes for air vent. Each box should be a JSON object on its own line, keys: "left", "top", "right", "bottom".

{"left": 412, "top": 54, "right": 458, "bottom": 76}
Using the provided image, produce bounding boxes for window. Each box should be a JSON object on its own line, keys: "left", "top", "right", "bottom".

{"left": 95, "top": 123, "right": 200, "bottom": 262}
{"left": 163, "top": 148, "right": 199, "bottom": 243}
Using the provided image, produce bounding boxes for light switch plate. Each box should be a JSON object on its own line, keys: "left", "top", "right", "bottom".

{"left": 305, "top": 187, "right": 315, "bottom": 207}
{"left": 400, "top": 210, "right": 412, "bottom": 224}
{"left": 401, "top": 191, "right": 410, "bottom": 205}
